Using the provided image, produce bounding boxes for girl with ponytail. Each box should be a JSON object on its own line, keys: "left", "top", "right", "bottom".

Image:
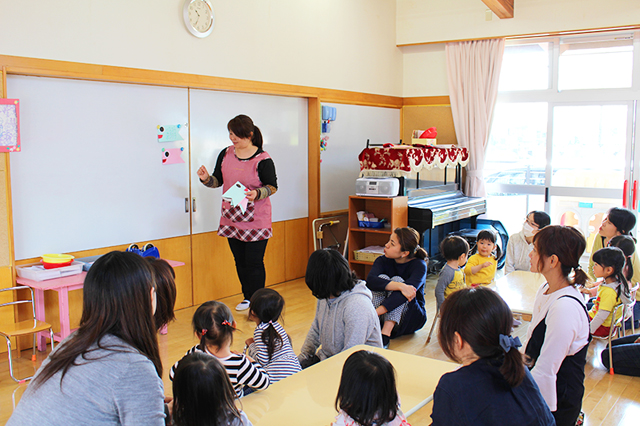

{"left": 169, "top": 301, "right": 270, "bottom": 397}
{"left": 431, "top": 287, "right": 554, "bottom": 426}
{"left": 525, "top": 225, "right": 590, "bottom": 426}
{"left": 245, "top": 288, "right": 301, "bottom": 383}
{"left": 366, "top": 227, "right": 428, "bottom": 348}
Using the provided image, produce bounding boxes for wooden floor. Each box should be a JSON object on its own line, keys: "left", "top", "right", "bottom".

{"left": 0, "top": 275, "right": 639, "bottom": 425}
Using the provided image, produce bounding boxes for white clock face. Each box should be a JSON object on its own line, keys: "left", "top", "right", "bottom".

{"left": 184, "top": 0, "right": 214, "bottom": 38}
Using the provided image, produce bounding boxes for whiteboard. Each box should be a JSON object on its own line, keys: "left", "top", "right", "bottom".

{"left": 320, "top": 103, "right": 400, "bottom": 213}
{"left": 8, "top": 76, "right": 190, "bottom": 260}
{"left": 190, "top": 89, "right": 308, "bottom": 234}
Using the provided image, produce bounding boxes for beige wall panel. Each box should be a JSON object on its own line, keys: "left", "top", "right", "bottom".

{"left": 192, "top": 232, "right": 241, "bottom": 304}
{"left": 402, "top": 105, "right": 457, "bottom": 147}
{"left": 265, "top": 222, "right": 285, "bottom": 287}
{"left": 0, "top": 160, "right": 10, "bottom": 267}
{"left": 285, "top": 218, "right": 309, "bottom": 281}
{"left": 0, "top": 266, "right": 15, "bottom": 354}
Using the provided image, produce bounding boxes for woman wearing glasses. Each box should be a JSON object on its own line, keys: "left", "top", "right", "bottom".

{"left": 505, "top": 211, "right": 551, "bottom": 274}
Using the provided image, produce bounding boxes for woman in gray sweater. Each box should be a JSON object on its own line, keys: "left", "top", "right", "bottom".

{"left": 298, "top": 249, "right": 383, "bottom": 368}
{"left": 9, "top": 251, "right": 166, "bottom": 426}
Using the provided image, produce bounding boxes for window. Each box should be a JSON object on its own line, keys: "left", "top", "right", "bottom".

{"left": 484, "top": 31, "right": 640, "bottom": 242}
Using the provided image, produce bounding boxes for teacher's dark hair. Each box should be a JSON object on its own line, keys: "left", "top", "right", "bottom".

{"left": 305, "top": 249, "right": 357, "bottom": 299}
{"left": 32, "top": 251, "right": 162, "bottom": 389}
{"left": 533, "top": 225, "right": 587, "bottom": 287}
{"left": 606, "top": 207, "right": 637, "bottom": 236}
{"left": 394, "top": 227, "right": 428, "bottom": 261}
{"left": 227, "top": 114, "right": 263, "bottom": 149}
{"left": 335, "top": 350, "right": 398, "bottom": 426}
{"left": 146, "top": 257, "right": 177, "bottom": 330}
{"left": 172, "top": 352, "right": 241, "bottom": 426}
{"left": 439, "top": 287, "right": 525, "bottom": 387}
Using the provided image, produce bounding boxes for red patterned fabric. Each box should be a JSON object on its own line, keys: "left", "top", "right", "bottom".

{"left": 358, "top": 146, "right": 469, "bottom": 177}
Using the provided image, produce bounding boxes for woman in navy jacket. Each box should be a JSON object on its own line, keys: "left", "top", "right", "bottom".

{"left": 366, "top": 227, "right": 428, "bottom": 348}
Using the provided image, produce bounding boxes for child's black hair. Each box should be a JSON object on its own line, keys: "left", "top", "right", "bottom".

{"left": 192, "top": 301, "right": 236, "bottom": 351}
{"left": 249, "top": 288, "right": 285, "bottom": 362}
{"left": 609, "top": 235, "right": 636, "bottom": 282}
{"left": 305, "top": 249, "right": 357, "bottom": 299}
{"left": 335, "top": 350, "right": 399, "bottom": 426}
{"left": 440, "top": 235, "right": 470, "bottom": 262}
{"left": 172, "top": 352, "right": 241, "bottom": 426}
{"left": 592, "top": 247, "right": 631, "bottom": 300}
{"left": 476, "top": 229, "right": 502, "bottom": 260}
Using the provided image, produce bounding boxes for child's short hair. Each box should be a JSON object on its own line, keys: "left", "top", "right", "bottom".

{"left": 146, "top": 257, "right": 177, "bottom": 330}
{"left": 440, "top": 236, "right": 470, "bottom": 261}
{"left": 439, "top": 287, "right": 525, "bottom": 387}
{"left": 192, "top": 301, "right": 236, "bottom": 350}
{"left": 477, "top": 230, "right": 496, "bottom": 244}
{"left": 476, "top": 229, "right": 501, "bottom": 259}
{"left": 249, "top": 288, "right": 285, "bottom": 361}
{"left": 305, "top": 249, "right": 357, "bottom": 299}
{"left": 335, "top": 350, "right": 398, "bottom": 425}
{"left": 172, "top": 352, "right": 241, "bottom": 426}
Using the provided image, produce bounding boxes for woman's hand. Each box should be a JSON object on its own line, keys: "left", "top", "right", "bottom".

{"left": 197, "top": 165, "right": 209, "bottom": 181}
{"left": 245, "top": 337, "right": 254, "bottom": 346}
{"left": 399, "top": 283, "right": 417, "bottom": 301}
{"left": 245, "top": 189, "right": 258, "bottom": 202}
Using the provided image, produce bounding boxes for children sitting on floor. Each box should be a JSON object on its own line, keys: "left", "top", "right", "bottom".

{"left": 170, "top": 300, "right": 270, "bottom": 397}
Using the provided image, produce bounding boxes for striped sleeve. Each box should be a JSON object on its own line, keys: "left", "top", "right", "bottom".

{"left": 224, "top": 354, "right": 270, "bottom": 393}
{"left": 169, "top": 345, "right": 202, "bottom": 381}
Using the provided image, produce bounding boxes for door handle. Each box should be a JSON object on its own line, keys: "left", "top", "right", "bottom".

{"left": 185, "top": 197, "right": 189, "bottom": 213}
{"left": 623, "top": 180, "right": 629, "bottom": 208}
{"left": 633, "top": 180, "right": 638, "bottom": 210}
{"left": 192, "top": 198, "right": 196, "bottom": 212}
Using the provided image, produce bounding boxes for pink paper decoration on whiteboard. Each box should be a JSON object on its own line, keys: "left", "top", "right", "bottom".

{"left": 0, "top": 99, "right": 20, "bottom": 152}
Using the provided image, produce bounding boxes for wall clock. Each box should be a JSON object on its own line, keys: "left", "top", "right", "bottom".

{"left": 183, "top": 0, "right": 215, "bottom": 38}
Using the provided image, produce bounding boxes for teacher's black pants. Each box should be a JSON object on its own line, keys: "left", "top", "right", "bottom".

{"left": 227, "top": 238, "right": 268, "bottom": 301}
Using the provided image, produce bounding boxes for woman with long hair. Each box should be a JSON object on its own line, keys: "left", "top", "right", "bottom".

{"left": 8, "top": 251, "right": 165, "bottom": 425}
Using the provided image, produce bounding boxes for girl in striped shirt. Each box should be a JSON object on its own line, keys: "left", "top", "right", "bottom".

{"left": 169, "top": 301, "right": 270, "bottom": 397}
{"left": 245, "top": 288, "right": 302, "bottom": 382}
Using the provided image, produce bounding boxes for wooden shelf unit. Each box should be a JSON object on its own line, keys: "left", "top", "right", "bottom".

{"left": 348, "top": 196, "right": 408, "bottom": 280}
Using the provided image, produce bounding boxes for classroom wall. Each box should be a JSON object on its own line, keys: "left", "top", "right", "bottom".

{"left": 0, "top": 0, "right": 403, "bottom": 97}
{"left": 397, "top": 0, "right": 640, "bottom": 45}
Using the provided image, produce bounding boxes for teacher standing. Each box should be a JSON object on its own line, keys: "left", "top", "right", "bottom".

{"left": 197, "top": 115, "right": 278, "bottom": 311}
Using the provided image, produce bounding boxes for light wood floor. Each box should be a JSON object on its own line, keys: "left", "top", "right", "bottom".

{"left": 0, "top": 276, "right": 639, "bottom": 425}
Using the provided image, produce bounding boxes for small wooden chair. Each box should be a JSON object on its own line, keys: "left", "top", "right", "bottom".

{"left": 592, "top": 303, "right": 625, "bottom": 375}
{"left": 622, "top": 283, "right": 639, "bottom": 336}
{"left": 0, "top": 285, "right": 55, "bottom": 383}
{"left": 426, "top": 308, "right": 439, "bottom": 344}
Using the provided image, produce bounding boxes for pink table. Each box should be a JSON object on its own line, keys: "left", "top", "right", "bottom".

{"left": 16, "top": 259, "right": 185, "bottom": 351}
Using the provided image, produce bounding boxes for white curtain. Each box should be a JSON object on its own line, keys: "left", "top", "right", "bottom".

{"left": 446, "top": 38, "right": 505, "bottom": 197}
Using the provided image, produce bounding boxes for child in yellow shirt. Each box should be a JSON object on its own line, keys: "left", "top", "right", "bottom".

{"left": 589, "top": 247, "right": 632, "bottom": 337}
{"left": 464, "top": 230, "right": 500, "bottom": 287}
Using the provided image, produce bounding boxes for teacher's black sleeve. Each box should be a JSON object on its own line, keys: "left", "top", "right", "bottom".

{"left": 202, "top": 148, "right": 227, "bottom": 188}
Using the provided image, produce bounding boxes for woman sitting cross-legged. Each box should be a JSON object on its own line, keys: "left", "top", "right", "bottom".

{"left": 366, "top": 227, "right": 428, "bottom": 349}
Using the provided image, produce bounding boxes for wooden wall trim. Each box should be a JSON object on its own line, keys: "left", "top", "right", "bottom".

{"left": 0, "top": 55, "right": 402, "bottom": 108}
{"left": 308, "top": 98, "right": 321, "bottom": 256}
{"left": 403, "top": 96, "right": 451, "bottom": 106}
{"left": 397, "top": 24, "right": 640, "bottom": 47}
